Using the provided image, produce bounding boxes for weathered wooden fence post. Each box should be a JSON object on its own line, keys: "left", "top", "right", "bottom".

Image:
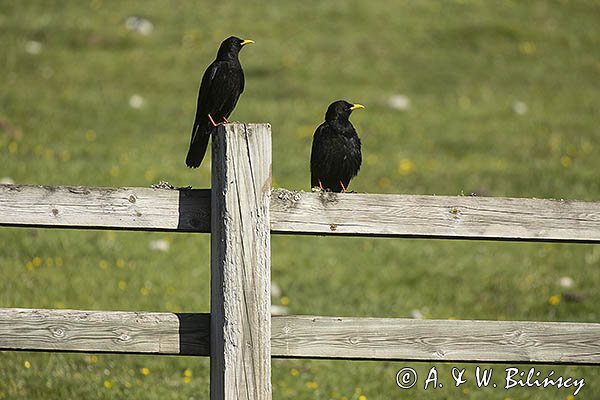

{"left": 211, "top": 123, "right": 272, "bottom": 400}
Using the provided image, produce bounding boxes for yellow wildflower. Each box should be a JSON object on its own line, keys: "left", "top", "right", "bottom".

{"left": 548, "top": 295, "right": 561, "bottom": 306}
{"left": 560, "top": 155, "right": 572, "bottom": 168}
{"left": 519, "top": 41, "right": 536, "bottom": 55}
{"left": 398, "top": 159, "right": 415, "bottom": 175}
{"left": 85, "top": 130, "right": 97, "bottom": 142}
{"left": 580, "top": 141, "right": 592, "bottom": 155}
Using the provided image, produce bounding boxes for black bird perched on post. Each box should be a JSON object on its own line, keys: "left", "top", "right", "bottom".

{"left": 310, "top": 100, "right": 364, "bottom": 192}
{"left": 185, "top": 36, "right": 254, "bottom": 168}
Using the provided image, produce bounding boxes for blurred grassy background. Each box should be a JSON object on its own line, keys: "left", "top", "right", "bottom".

{"left": 1, "top": 0, "right": 599, "bottom": 399}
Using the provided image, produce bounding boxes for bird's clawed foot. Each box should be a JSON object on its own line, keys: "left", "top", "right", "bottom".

{"left": 208, "top": 114, "right": 229, "bottom": 127}
{"left": 312, "top": 180, "right": 348, "bottom": 193}
{"left": 311, "top": 181, "right": 327, "bottom": 193}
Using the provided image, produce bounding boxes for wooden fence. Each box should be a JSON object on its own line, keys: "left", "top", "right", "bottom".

{"left": 1, "top": 123, "right": 599, "bottom": 399}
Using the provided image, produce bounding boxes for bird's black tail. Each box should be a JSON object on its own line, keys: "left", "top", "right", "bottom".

{"left": 185, "top": 123, "right": 211, "bottom": 168}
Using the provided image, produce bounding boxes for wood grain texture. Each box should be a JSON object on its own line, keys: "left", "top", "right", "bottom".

{"left": 0, "top": 308, "right": 209, "bottom": 355}
{"left": 271, "top": 315, "right": 600, "bottom": 364}
{"left": 211, "top": 124, "right": 272, "bottom": 400}
{"left": 3, "top": 309, "right": 598, "bottom": 365}
{"left": 0, "top": 184, "right": 210, "bottom": 232}
{"left": 2, "top": 182, "right": 599, "bottom": 242}
{"left": 271, "top": 189, "right": 600, "bottom": 242}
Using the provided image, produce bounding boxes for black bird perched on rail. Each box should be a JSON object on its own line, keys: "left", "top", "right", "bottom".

{"left": 310, "top": 100, "right": 364, "bottom": 192}
{"left": 185, "top": 36, "right": 254, "bottom": 168}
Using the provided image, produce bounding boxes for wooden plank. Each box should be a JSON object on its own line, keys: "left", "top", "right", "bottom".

{"left": 271, "top": 189, "right": 600, "bottom": 242}
{"left": 210, "top": 124, "right": 272, "bottom": 399}
{"left": 0, "top": 184, "right": 210, "bottom": 232}
{"left": 2, "top": 184, "right": 599, "bottom": 243}
{"left": 0, "top": 308, "right": 209, "bottom": 356}
{"left": 3, "top": 308, "right": 598, "bottom": 365}
{"left": 271, "top": 315, "right": 600, "bottom": 365}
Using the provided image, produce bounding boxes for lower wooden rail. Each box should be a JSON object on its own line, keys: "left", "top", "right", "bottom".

{"left": 0, "top": 308, "right": 210, "bottom": 355}
{"left": 1, "top": 308, "right": 598, "bottom": 365}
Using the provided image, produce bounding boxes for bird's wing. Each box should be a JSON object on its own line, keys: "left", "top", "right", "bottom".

{"left": 345, "top": 128, "right": 362, "bottom": 176}
{"left": 206, "top": 62, "right": 244, "bottom": 119}
{"left": 194, "top": 61, "right": 221, "bottom": 123}
{"left": 239, "top": 66, "right": 245, "bottom": 93}
{"left": 310, "top": 124, "right": 334, "bottom": 184}
{"left": 310, "top": 124, "right": 326, "bottom": 167}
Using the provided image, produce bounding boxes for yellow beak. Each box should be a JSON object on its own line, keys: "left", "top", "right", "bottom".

{"left": 240, "top": 39, "right": 255, "bottom": 46}
{"left": 350, "top": 103, "right": 365, "bottom": 110}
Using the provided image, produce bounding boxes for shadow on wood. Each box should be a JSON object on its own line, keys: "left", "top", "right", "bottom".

{"left": 176, "top": 188, "right": 211, "bottom": 232}
{"left": 177, "top": 313, "right": 211, "bottom": 356}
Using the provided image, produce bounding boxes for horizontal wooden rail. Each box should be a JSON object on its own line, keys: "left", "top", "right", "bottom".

{"left": 1, "top": 185, "right": 599, "bottom": 242}
{"left": 271, "top": 189, "right": 600, "bottom": 242}
{"left": 0, "top": 308, "right": 209, "bottom": 355}
{"left": 0, "top": 184, "right": 210, "bottom": 232}
{"left": 1, "top": 308, "right": 599, "bottom": 364}
{"left": 272, "top": 315, "right": 600, "bottom": 365}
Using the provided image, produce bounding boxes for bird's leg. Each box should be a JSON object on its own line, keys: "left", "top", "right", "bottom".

{"left": 209, "top": 114, "right": 228, "bottom": 127}
{"left": 339, "top": 181, "right": 347, "bottom": 193}
{"left": 319, "top": 180, "right": 324, "bottom": 191}
{"left": 208, "top": 113, "right": 219, "bottom": 127}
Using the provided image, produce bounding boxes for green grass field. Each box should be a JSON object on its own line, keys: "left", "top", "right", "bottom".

{"left": 1, "top": 1, "right": 599, "bottom": 398}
